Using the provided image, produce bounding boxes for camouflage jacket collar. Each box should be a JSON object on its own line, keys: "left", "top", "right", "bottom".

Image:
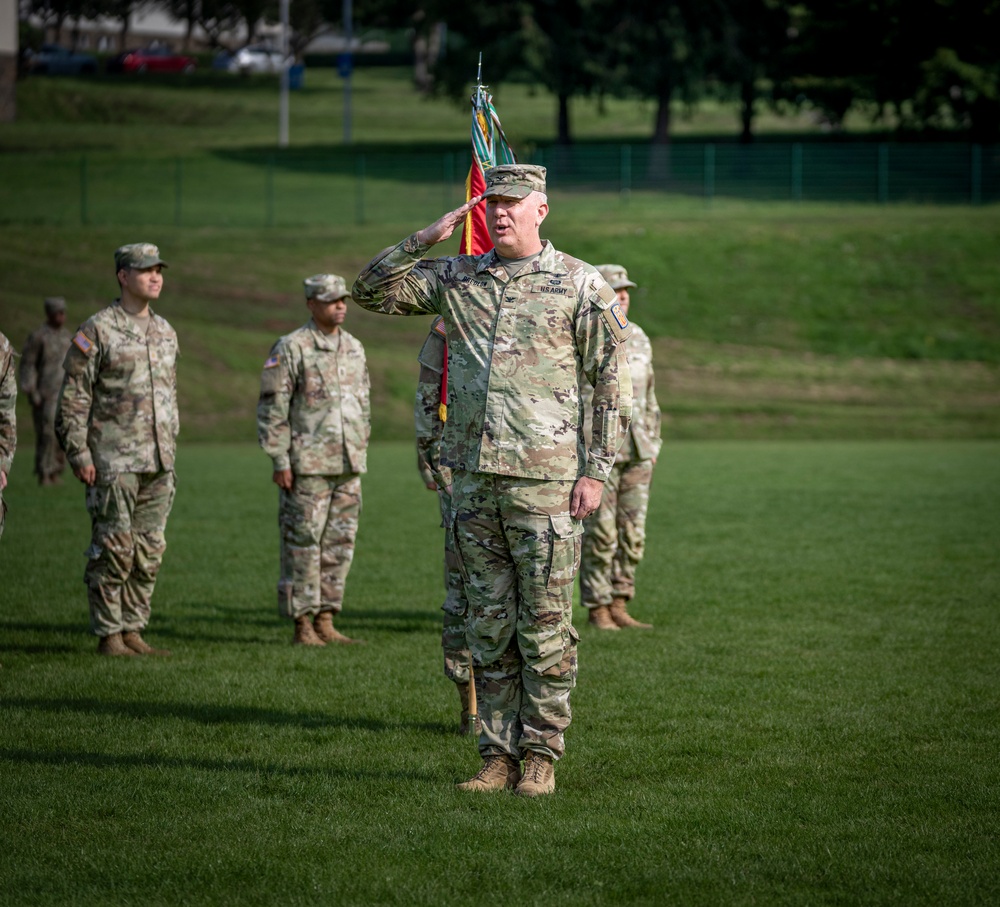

{"left": 476, "top": 240, "right": 567, "bottom": 281}
{"left": 307, "top": 318, "right": 342, "bottom": 352}
{"left": 110, "top": 299, "right": 162, "bottom": 339}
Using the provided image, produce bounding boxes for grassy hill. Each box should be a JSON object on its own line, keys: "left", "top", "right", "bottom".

{"left": 1, "top": 67, "right": 998, "bottom": 443}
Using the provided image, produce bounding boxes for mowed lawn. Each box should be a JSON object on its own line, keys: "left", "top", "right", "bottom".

{"left": 1, "top": 439, "right": 997, "bottom": 906}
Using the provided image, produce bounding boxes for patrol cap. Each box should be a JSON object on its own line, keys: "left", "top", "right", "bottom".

{"left": 597, "top": 263, "right": 637, "bottom": 290}
{"left": 303, "top": 273, "right": 351, "bottom": 302}
{"left": 483, "top": 164, "right": 547, "bottom": 199}
{"left": 44, "top": 296, "right": 67, "bottom": 314}
{"left": 115, "top": 242, "right": 168, "bottom": 271}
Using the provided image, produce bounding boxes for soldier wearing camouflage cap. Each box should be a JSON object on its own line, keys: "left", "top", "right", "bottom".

{"left": 257, "top": 273, "right": 371, "bottom": 646}
{"left": 353, "top": 163, "right": 633, "bottom": 797}
{"left": 20, "top": 297, "right": 71, "bottom": 486}
{"left": 56, "top": 243, "right": 178, "bottom": 657}
{"left": 580, "top": 264, "right": 661, "bottom": 632}
{"left": 0, "top": 330, "right": 16, "bottom": 540}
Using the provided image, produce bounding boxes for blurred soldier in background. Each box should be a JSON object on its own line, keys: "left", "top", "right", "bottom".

{"left": 257, "top": 273, "right": 371, "bottom": 647}
{"left": 414, "top": 315, "right": 477, "bottom": 734}
{"left": 580, "top": 264, "right": 661, "bottom": 631}
{"left": 353, "top": 163, "right": 632, "bottom": 797}
{"left": 0, "top": 329, "right": 16, "bottom": 540}
{"left": 20, "top": 296, "right": 71, "bottom": 486}
{"left": 56, "top": 243, "right": 178, "bottom": 657}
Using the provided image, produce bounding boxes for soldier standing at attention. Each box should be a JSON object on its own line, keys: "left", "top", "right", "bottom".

{"left": 257, "top": 274, "right": 371, "bottom": 647}
{"left": 353, "top": 164, "right": 632, "bottom": 797}
{"left": 414, "top": 315, "right": 477, "bottom": 734}
{"left": 0, "top": 330, "right": 16, "bottom": 540}
{"left": 20, "top": 296, "right": 71, "bottom": 486}
{"left": 580, "top": 265, "right": 662, "bottom": 631}
{"left": 56, "top": 243, "right": 178, "bottom": 657}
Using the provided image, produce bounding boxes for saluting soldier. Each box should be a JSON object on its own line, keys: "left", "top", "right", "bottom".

{"left": 353, "top": 164, "right": 632, "bottom": 797}
{"left": 580, "top": 264, "right": 662, "bottom": 631}
{"left": 0, "top": 330, "right": 16, "bottom": 540}
{"left": 20, "top": 296, "right": 72, "bottom": 486}
{"left": 56, "top": 243, "right": 179, "bottom": 657}
{"left": 257, "top": 274, "right": 371, "bottom": 647}
{"left": 414, "top": 315, "right": 477, "bottom": 734}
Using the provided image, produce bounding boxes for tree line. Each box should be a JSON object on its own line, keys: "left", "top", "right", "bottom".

{"left": 26, "top": 0, "right": 1000, "bottom": 143}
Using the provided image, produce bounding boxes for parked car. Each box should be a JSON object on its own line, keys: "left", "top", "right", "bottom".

{"left": 23, "top": 43, "right": 98, "bottom": 75}
{"left": 107, "top": 46, "right": 197, "bottom": 74}
{"left": 226, "top": 44, "right": 289, "bottom": 74}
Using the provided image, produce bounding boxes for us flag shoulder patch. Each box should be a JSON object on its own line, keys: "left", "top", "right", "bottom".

{"left": 432, "top": 316, "right": 447, "bottom": 338}
{"left": 72, "top": 331, "right": 95, "bottom": 355}
{"left": 264, "top": 353, "right": 280, "bottom": 369}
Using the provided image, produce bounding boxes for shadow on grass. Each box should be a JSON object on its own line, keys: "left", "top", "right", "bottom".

{"left": 2, "top": 696, "right": 458, "bottom": 737}
{"left": 0, "top": 746, "right": 438, "bottom": 781}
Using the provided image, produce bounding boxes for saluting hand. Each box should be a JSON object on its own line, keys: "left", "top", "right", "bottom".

{"left": 415, "top": 196, "right": 485, "bottom": 246}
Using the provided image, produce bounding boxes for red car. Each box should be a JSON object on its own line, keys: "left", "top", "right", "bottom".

{"left": 108, "top": 46, "right": 196, "bottom": 74}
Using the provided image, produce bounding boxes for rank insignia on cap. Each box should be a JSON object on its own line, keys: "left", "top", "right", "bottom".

{"left": 610, "top": 302, "right": 629, "bottom": 330}
{"left": 72, "top": 331, "right": 94, "bottom": 355}
{"left": 264, "top": 353, "right": 280, "bottom": 369}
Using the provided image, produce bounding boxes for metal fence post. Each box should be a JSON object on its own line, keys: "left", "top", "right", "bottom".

{"left": 620, "top": 144, "right": 631, "bottom": 205}
{"left": 971, "top": 144, "right": 982, "bottom": 205}
{"left": 792, "top": 143, "right": 803, "bottom": 201}
{"left": 80, "top": 154, "right": 88, "bottom": 226}
{"left": 704, "top": 143, "right": 715, "bottom": 205}
{"left": 878, "top": 143, "right": 889, "bottom": 203}
{"left": 444, "top": 152, "right": 455, "bottom": 210}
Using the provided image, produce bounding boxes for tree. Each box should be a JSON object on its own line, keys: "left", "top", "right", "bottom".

{"left": 710, "top": 0, "right": 793, "bottom": 142}
{"left": 605, "top": 0, "right": 716, "bottom": 146}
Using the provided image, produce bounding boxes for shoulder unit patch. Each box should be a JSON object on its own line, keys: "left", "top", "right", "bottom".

{"left": 601, "top": 301, "right": 632, "bottom": 343}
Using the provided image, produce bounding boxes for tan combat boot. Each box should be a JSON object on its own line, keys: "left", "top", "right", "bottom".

{"left": 97, "top": 632, "right": 139, "bottom": 656}
{"left": 122, "top": 630, "right": 172, "bottom": 656}
{"left": 588, "top": 605, "right": 620, "bottom": 631}
{"left": 515, "top": 751, "right": 555, "bottom": 797}
{"left": 293, "top": 615, "right": 325, "bottom": 646}
{"left": 456, "top": 755, "right": 522, "bottom": 792}
{"left": 456, "top": 681, "right": 482, "bottom": 736}
{"left": 610, "top": 596, "right": 653, "bottom": 629}
{"left": 314, "top": 611, "right": 362, "bottom": 645}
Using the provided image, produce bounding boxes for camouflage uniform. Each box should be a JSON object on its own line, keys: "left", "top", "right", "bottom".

{"left": 415, "top": 316, "right": 471, "bottom": 685}
{"left": 0, "top": 331, "right": 16, "bottom": 540}
{"left": 56, "top": 281, "right": 179, "bottom": 638}
{"left": 353, "top": 224, "right": 632, "bottom": 761}
{"left": 257, "top": 276, "right": 370, "bottom": 622}
{"left": 580, "top": 321, "right": 661, "bottom": 613}
{"left": 20, "top": 298, "right": 71, "bottom": 483}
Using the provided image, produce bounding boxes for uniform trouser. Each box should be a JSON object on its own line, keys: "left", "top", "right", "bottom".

{"left": 437, "top": 484, "right": 471, "bottom": 685}
{"left": 579, "top": 458, "right": 653, "bottom": 609}
{"left": 278, "top": 473, "right": 361, "bottom": 620}
{"left": 32, "top": 397, "right": 66, "bottom": 479}
{"left": 84, "top": 469, "right": 176, "bottom": 637}
{"left": 451, "top": 471, "right": 582, "bottom": 761}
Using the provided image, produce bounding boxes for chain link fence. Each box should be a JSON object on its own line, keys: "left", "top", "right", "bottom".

{"left": 2, "top": 141, "right": 996, "bottom": 227}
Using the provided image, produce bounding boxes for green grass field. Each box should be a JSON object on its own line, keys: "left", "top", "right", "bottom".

{"left": 1, "top": 440, "right": 998, "bottom": 905}
{"left": 1, "top": 65, "right": 999, "bottom": 905}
